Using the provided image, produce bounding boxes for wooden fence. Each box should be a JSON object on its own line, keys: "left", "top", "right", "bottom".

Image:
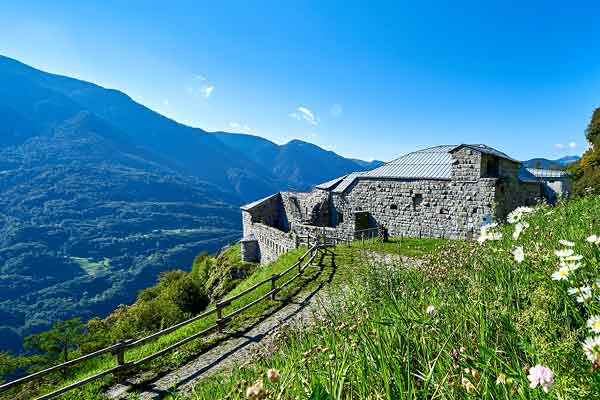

{"left": 0, "top": 239, "right": 331, "bottom": 400}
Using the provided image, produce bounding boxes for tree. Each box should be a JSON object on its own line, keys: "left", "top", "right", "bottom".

{"left": 23, "top": 318, "right": 85, "bottom": 376}
{"left": 568, "top": 107, "right": 600, "bottom": 196}
{"left": 0, "top": 352, "right": 24, "bottom": 383}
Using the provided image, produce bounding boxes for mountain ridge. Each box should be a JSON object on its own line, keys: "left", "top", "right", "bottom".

{"left": 0, "top": 54, "right": 381, "bottom": 353}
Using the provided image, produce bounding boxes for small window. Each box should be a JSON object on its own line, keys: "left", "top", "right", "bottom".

{"left": 338, "top": 212, "right": 344, "bottom": 223}
{"left": 412, "top": 194, "right": 423, "bottom": 210}
{"left": 390, "top": 204, "right": 398, "bottom": 210}
{"left": 483, "top": 157, "right": 499, "bottom": 177}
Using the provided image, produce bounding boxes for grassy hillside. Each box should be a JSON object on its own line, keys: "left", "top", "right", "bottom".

{"left": 190, "top": 196, "right": 600, "bottom": 399}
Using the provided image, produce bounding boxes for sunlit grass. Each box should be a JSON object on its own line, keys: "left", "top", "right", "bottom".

{"left": 189, "top": 196, "right": 600, "bottom": 399}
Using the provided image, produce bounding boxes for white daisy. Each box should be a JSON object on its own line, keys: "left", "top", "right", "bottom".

{"left": 559, "top": 239, "right": 575, "bottom": 247}
{"left": 587, "top": 235, "right": 600, "bottom": 244}
{"left": 582, "top": 336, "right": 600, "bottom": 363}
{"left": 563, "top": 254, "right": 583, "bottom": 261}
{"left": 587, "top": 315, "right": 600, "bottom": 334}
{"left": 576, "top": 286, "right": 592, "bottom": 303}
{"left": 512, "top": 246, "right": 525, "bottom": 263}
{"left": 555, "top": 249, "right": 574, "bottom": 258}
{"left": 551, "top": 266, "right": 571, "bottom": 281}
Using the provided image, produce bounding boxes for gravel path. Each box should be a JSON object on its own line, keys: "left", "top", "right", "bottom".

{"left": 105, "top": 260, "right": 333, "bottom": 400}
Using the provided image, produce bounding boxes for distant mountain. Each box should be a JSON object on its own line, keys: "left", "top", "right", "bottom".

{"left": 0, "top": 55, "right": 377, "bottom": 353}
{"left": 211, "top": 132, "right": 382, "bottom": 190}
{"left": 350, "top": 158, "right": 385, "bottom": 169}
{"left": 523, "top": 155, "right": 581, "bottom": 169}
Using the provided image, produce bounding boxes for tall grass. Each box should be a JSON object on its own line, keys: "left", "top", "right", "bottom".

{"left": 190, "top": 196, "right": 600, "bottom": 399}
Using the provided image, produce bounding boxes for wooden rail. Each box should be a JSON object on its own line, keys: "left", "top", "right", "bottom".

{"left": 0, "top": 242, "right": 324, "bottom": 400}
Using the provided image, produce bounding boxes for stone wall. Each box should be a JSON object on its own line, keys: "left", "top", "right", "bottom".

{"left": 331, "top": 177, "right": 496, "bottom": 239}
{"left": 451, "top": 147, "right": 482, "bottom": 181}
{"left": 494, "top": 179, "right": 543, "bottom": 220}
{"left": 250, "top": 222, "right": 296, "bottom": 264}
{"left": 280, "top": 190, "right": 330, "bottom": 226}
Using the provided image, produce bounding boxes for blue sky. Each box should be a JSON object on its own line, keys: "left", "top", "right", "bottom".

{"left": 1, "top": 1, "right": 599, "bottom": 161}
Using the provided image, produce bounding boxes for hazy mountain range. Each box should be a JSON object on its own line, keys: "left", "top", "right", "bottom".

{"left": 522, "top": 155, "right": 580, "bottom": 169}
{"left": 0, "top": 55, "right": 381, "bottom": 352}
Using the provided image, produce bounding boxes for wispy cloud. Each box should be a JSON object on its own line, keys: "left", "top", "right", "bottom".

{"left": 229, "top": 121, "right": 253, "bottom": 133}
{"left": 330, "top": 103, "right": 343, "bottom": 117}
{"left": 200, "top": 85, "right": 214, "bottom": 98}
{"left": 186, "top": 74, "right": 214, "bottom": 99}
{"left": 162, "top": 99, "right": 169, "bottom": 106}
{"left": 290, "top": 106, "right": 318, "bottom": 126}
{"left": 555, "top": 142, "right": 577, "bottom": 150}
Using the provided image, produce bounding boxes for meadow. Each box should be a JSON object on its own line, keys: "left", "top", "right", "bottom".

{"left": 188, "top": 196, "right": 600, "bottom": 399}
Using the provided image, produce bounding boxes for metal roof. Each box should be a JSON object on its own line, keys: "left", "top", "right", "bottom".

{"left": 332, "top": 172, "right": 366, "bottom": 193}
{"left": 240, "top": 193, "right": 280, "bottom": 211}
{"left": 518, "top": 167, "right": 541, "bottom": 183}
{"left": 360, "top": 145, "right": 455, "bottom": 180}
{"left": 315, "top": 175, "right": 347, "bottom": 190}
{"left": 325, "top": 144, "right": 528, "bottom": 194}
{"left": 526, "top": 168, "right": 570, "bottom": 179}
{"left": 451, "top": 144, "right": 520, "bottom": 163}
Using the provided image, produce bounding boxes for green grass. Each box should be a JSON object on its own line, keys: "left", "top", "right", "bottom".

{"left": 70, "top": 257, "right": 111, "bottom": 276}
{"left": 188, "top": 196, "right": 600, "bottom": 399}
{"left": 353, "top": 236, "right": 448, "bottom": 257}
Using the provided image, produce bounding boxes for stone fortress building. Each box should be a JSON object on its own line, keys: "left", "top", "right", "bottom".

{"left": 240, "top": 144, "right": 571, "bottom": 263}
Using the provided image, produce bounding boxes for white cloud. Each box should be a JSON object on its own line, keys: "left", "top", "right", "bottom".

{"left": 194, "top": 74, "right": 207, "bottom": 81}
{"left": 229, "top": 121, "right": 253, "bottom": 133}
{"left": 290, "top": 106, "right": 317, "bottom": 125}
{"left": 330, "top": 103, "right": 343, "bottom": 117}
{"left": 555, "top": 142, "right": 577, "bottom": 151}
{"left": 163, "top": 99, "right": 169, "bottom": 106}
{"left": 200, "top": 85, "right": 214, "bottom": 98}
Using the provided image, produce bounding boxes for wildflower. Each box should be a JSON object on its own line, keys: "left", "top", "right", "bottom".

{"left": 587, "top": 235, "right": 600, "bottom": 245}
{"left": 495, "top": 373, "right": 507, "bottom": 385}
{"left": 587, "top": 316, "right": 600, "bottom": 334}
{"left": 583, "top": 336, "right": 600, "bottom": 363}
{"left": 527, "top": 364, "right": 554, "bottom": 393}
{"left": 266, "top": 368, "right": 280, "bottom": 384}
{"left": 478, "top": 223, "right": 500, "bottom": 244}
{"left": 512, "top": 221, "right": 529, "bottom": 240}
{"left": 551, "top": 266, "right": 571, "bottom": 281}
{"left": 576, "top": 286, "right": 592, "bottom": 303}
{"left": 426, "top": 305, "right": 436, "bottom": 314}
{"left": 555, "top": 249, "right": 574, "bottom": 258}
{"left": 246, "top": 379, "right": 266, "bottom": 400}
{"left": 560, "top": 261, "right": 581, "bottom": 272}
{"left": 563, "top": 254, "right": 583, "bottom": 261}
{"left": 461, "top": 376, "right": 476, "bottom": 393}
{"left": 507, "top": 206, "right": 533, "bottom": 224}
{"left": 559, "top": 239, "right": 575, "bottom": 247}
{"left": 512, "top": 246, "right": 525, "bottom": 263}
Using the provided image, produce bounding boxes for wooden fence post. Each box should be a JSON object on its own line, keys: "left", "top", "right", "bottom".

{"left": 271, "top": 274, "right": 278, "bottom": 300}
{"left": 216, "top": 302, "right": 224, "bottom": 333}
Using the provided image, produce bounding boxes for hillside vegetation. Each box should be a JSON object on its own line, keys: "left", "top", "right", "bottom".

{"left": 190, "top": 196, "right": 600, "bottom": 399}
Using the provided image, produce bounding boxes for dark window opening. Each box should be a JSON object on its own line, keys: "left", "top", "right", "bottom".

{"left": 483, "top": 157, "right": 500, "bottom": 177}
{"left": 338, "top": 212, "right": 344, "bottom": 224}
{"left": 412, "top": 194, "right": 423, "bottom": 210}
{"left": 390, "top": 204, "right": 398, "bottom": 210}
